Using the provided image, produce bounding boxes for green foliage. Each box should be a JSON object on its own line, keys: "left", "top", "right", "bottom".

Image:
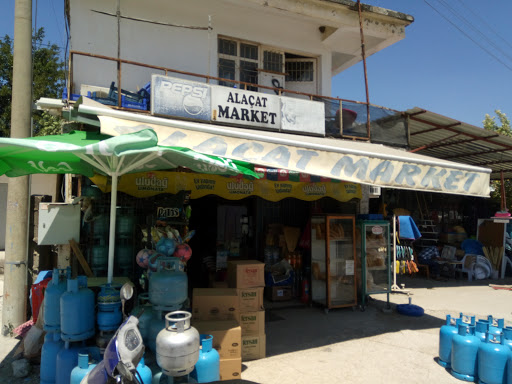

{"left": 483, "top": 110, "right": 512, "bottom": 206}
{"left": 483, "top": 110, "right": 512, "bottom": 137}
{"left": 0, "top": 28, "right": 65, "bottom": 137}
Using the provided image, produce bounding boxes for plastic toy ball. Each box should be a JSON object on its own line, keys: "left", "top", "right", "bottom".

{"left": 136, "top": 249, "right": 156, "bottom": 269}
{"left": 173, "top": 243, "right": 192, "bottom": 263}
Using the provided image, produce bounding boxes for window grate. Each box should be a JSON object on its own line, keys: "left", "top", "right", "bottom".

{"left": 285, "top": 61, "right": 314, "bottom": 82}
{"left": 263, "top": 51, "right": 283, "bottom": 73}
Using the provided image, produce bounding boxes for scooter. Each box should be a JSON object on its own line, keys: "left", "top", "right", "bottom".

{"left": 81, "top": 283, "right": 145, "bottom": 384}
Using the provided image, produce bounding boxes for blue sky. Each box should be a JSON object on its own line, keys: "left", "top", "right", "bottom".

{"left": 2, "top": 0, "right": 511, "bottom": 128}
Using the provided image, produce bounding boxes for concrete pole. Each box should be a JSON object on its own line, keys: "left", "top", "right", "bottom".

{"left": 2, "top": 0, "right": 32, "bottom": 335}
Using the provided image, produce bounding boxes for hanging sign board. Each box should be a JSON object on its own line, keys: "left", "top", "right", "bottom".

{"left": 90, "top": 171, "right": 361, "bottom": 202}
{"left": 151, "top": 75, "right": 211, "bottom": 121}
{"left": 151, "top": 74, "right": 325, "bottom": 136}
{"left": 211, "top": 86, "right": 281, "bottom": 130}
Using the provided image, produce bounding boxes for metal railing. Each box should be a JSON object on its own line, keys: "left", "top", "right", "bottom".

{"left": 67, "top": 50, "right": 405, "bottom": 143}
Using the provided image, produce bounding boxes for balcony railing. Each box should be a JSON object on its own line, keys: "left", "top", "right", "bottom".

{"left": 67, "top": 50, "right": 408, "bottom": 148}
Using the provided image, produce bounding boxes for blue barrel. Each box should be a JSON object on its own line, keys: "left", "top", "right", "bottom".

{"left": 60, "top": 277, "right": 95, "bottom": 342}
{"left": 41, "top": 332, "right": 64, "bottom": 384}
{"left": 70, "top": 352, "right": 97, "bottom": 384}
{"left": 478, "top": 332, "right": 509, "bottom": 384}
{"left": 97, "top": 284, "right": 122, "bottom": 332}
{"left": 191, "top": 334, "right": 220, "bottom": 383}
{"left": 44, "top": 268, "right": 70, "bottom": 332}
{"left": 475, "top": 320, "right": 489, "bottom": 343}
{"left": 131, "top": 293, "right": 154, "bottom": 344}
{"left": 451, "top": 324, "right": 480, "bottom": 382}
{"left": 136, "top": 355, "right": 153, "bottom": 384}
{"left": 56, "top": 342, "right": 83, "bottom": 384}
{"left": 439, "top": 313, "right": 463, "bottom": 368}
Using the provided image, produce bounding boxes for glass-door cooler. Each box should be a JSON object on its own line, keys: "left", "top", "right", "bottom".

{"left": 357, "top": 220, "right": 391, "bottom": 309}
{"left": 310, "top": 215, "right": 357, "bottom": 312}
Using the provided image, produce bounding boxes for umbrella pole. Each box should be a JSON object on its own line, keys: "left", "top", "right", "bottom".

{"left": 108, "top": 173, "right": 119, "bottom": 284}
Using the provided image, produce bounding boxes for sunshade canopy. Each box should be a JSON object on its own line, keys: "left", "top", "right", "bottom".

{"left": 0, "top": 128, "right": 257, "bottom": 283}
{"left": 76, "top": 103, "right": 492, "bottom": 198}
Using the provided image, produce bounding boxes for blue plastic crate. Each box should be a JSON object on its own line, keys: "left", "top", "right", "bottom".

{"left": 62, "top": 87, "right": 80, "bottom": 101}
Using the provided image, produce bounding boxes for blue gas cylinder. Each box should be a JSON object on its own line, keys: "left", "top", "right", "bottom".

{"left": 451, "top": 324, "right": 480, "bottom": 382}
{"left": 503, "top": 327, "right": 512, "bottom": 350}
{"left": 190, "top": 334, "right": 220, "bottom": 383}
{"left": 507, "top": 351, "right": 512, "bottom": 384}
{"left": 131, "top": 293, "right": 154, "bottom": 344}
{"left": 60, "top": 276, "right": 95, "bottom": 342}
{"left": 70, "top": 352, "right": 97, "bottom": 384}
{"left": 97, "top": 284, "right": 122, "bottom": 332}
{"left": 148, "top": 310, "right": 167, "bottom": 353}
{"left": 41, "top": 332, "right": 65, "bottom": 384}
{"left": 487, "top": 316, "right": 505, "bottom": 337}
{"left": 44, "top": 268, "right": 70, "bottom": 332}
{"left": 149, "top": 257, "right": 188, "bottom": 311}
{"left": 478, "top": 332, "right": 509, "bottom": 384}
{"left": 136, "top": 355, "right": 153, "bottom": 384}
{"left": 475, "top": 320, "right": 489, "bottom": 343}
{"left": 56, "top": 342, "right": 83, "bottom": 384}
{"left": 439, "top": 313, "right": 463, "bottom": 368}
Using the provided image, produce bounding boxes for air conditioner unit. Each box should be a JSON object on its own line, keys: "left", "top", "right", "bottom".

{"left": 369, "top": 186, "right": 381, "bottom": 196}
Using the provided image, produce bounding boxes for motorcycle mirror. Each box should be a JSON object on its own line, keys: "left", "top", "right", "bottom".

{"left": 120, "top": 283, "right": 134, "bottom": 319}
{"left": 120, "top": 283, "right": 134, "bottom": 301}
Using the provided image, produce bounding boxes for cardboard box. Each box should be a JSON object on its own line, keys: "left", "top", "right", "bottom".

{"left": 265, "top": 285, "right": 293, "bottom": 301}
{"left": 192, "top": 320, "right": 241, "bottom": 360}
{"left": 192, "top": 288, "right": 239, "bottom": 321}
{"left": 239, "top": 311, "right": 265, "bottom": 335}
{"left": 219, "top": 358, "right": 242, "bottom": 381}
{"left": 228, "top": 260, "right": 265, "bottom": 288}
{"left": 242, "top": 334, "right": 266, "bottom": 361}
{"left": 238, "top": 287, "right": 264, "bottom": 311}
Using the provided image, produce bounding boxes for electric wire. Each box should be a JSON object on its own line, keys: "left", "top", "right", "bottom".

{"left": 423, "top": 0, "right": 512, "bottom": 72}
{"left": 434, "top": 0, "right": 512, "bottom": 63}
{"left": 453, "top": 0, "right": 512, "bottom": 51}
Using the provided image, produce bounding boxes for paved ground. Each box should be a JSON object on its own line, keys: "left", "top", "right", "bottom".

{"left": 0, "top": 250, "right": 511, "bottom": 383}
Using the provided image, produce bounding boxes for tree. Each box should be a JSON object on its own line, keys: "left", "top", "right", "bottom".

{"left": 483, "top": 110, "right": 512, "bottom": 208}
{"left": 0, "top": 28, "right": 65, "bottom": 137}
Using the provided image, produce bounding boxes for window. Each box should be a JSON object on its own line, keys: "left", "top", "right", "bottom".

{"left": 218, "top": 38, "right": 259, "bottom": 91}
{"left": 286, "top": 60, "right": 315, "bottom": 82}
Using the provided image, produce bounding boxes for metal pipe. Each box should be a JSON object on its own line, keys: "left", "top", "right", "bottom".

{"left": 357, "top": 0, "right": 371, "bottom": 138}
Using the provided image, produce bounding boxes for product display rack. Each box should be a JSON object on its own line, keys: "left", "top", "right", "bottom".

{"left": 310, "top": 214, "right": 357, "bottom": 313}
{"left": 356, "top": 220, "right": 391, "bottom": 310}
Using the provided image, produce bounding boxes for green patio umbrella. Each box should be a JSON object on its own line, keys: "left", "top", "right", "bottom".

{"left": 0, "top": 128, "right": 258, "bottom": 283}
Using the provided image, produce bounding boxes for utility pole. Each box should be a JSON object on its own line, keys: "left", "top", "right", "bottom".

{"left": 2, "top": 0, "right": 32, "bottom": 335}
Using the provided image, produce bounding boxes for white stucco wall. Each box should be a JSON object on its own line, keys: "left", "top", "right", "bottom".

{"left": 70, "top": 0, "right": 333, "bottom": 97}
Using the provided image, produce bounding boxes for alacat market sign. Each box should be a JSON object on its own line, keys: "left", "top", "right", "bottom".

{"left": 99, "top": 115, "right": 490, "bottom": 197}
{"left": 151, "top": 74, "right": 325, "bottom": 135}
{"left": 89, "top": 170, "right": 362, "bottom": 202}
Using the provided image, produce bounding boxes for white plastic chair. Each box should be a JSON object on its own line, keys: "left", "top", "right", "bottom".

{"left": 456, "top": 254, "right": 477, "bottom": 281}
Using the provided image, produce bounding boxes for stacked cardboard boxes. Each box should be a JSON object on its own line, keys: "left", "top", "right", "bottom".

{"left": 192, "top": 288, "right": 242, "bottom": 381}
{"left": 227, "top": 260, "right": 266, "bottom": 362}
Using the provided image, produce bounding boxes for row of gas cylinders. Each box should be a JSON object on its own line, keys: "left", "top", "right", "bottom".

{"left": 438, "top": 313, "right": 512, "bottom": 383}
{"left": 41, "top": 269, "right": 124, "bottom": 384}
{"left": 41, "top": 339, "right": 152, "bottom": 384}
{"left": 41, "top": 312, "right": 221, "bottom": 384}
